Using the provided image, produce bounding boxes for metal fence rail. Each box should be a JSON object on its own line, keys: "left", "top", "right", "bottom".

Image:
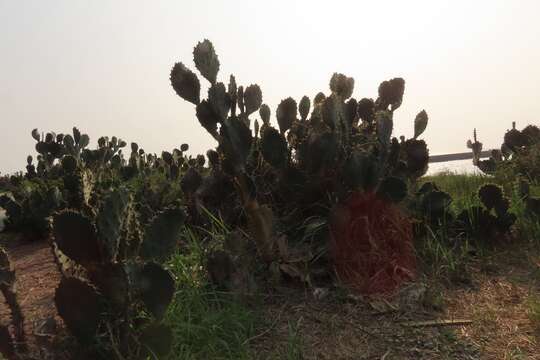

{"left": 428, "top": 150, "right": 492, "bottom": 163}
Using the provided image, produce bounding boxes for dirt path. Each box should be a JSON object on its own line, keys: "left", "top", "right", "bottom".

{"left": 251, "top": 288, "right": 482, "bottom": 359}
{"left": 251, "top": 249, "right": 540, "bottom": 359}
{"left": 0, "top": 233, "right": 66, "bottom": 360}
{"left": 444, "top": 249, "right": 540, "bottom": 359}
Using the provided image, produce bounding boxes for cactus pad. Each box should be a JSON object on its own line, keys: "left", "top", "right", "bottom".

{"left": 139, "top": 323, "right": 173, "bottom": 358}
{"left": 141, "top": 207, "right": 185, "bottom": 262}
{"left": 133, "top": 262, "right": 175, "bottom": 319}
{"left": 208, "top": 82, "right": 230, "bottom": 120}
{"left": 170, "top": 62, "right": 201, "bottom": 105}
{"left": 414, "top": 110, "right": 428, "bottom": 139}
{"left": 193, "top": 39, "right": 220, "bottom": 84}
{"left": 261, "top": 127, "right": 288, "bottom": 168}
{"left": 329, "top": 73, "right": 354, "bottom": 99}
{"left": 276, "top": 98, "right": 297, "bottom": 134}
{"left": 377, "top": 176, "right": 408, "bottom": 203}
{"left": 88, "top": 263, "right": 129, "bottom": 310}
{"left": 259, "top": 104, "right": 271, "bottom": 125}
{"left": 53, "top": 210, "right": 101, "bottom": 266}
{"left": 54, "top": 277, "right": 100, "bottom": 341}
{"left": 196, "top": 100, "right": 220, "bottom": 136}
{"left": 299, "top": 96, "right": 311, "bottom": 121}
{"left": 243, "top": 84, "right": 262, "bottom": 116}
{"left": 219, "top": 117, "right": 253, "bottom": 171}
{"left": 96, "top": 188, "right": 130, "bottom": 261}
{"left": 478, "top": 184, "right": 504, "bottom": 210}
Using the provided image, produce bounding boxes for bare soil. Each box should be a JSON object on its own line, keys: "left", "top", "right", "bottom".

{"left": 251, "top": 248, "right": 540, "bottom": 359}
{"left": 0, "top": 233, "right": 68, "bottom": 360}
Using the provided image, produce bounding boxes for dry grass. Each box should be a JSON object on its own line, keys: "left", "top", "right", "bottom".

{"left": 249, "top": 245, "right": 540, "bottom": 360}
{"left": 443, "top": 248, "right": 540, "bottom": 359}
{"left": 250, "top": 286, "right": 480, "bottom": 359}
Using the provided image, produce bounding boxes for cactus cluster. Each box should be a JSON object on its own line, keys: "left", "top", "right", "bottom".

{"left": 414, "top": 181, "right": 517, "bottom": 242}
{"left": 469, "top": 122, "right": 540, "bottom": 180}
{"left": 0, "top": 124, "right": 218, "bottom": 245}
{"left": 455, "top": 184, "right": 516, "bottom": 240}
{"left": 169, "top": 39, "right": 431, "bottom": 276}
{"left": 29, "top": 127, "right": 90, "bottom": 177}
{"left": 0, "top": 181, "right": 62, "bottom": 240}
{"left": 50, "top": 187, "right": 185, "bottom": 358}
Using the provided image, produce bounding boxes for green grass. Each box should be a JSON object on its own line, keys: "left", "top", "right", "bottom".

{"left": 509, "top": 190, "right": 540, "bottom": 245}
{"left": 153, "top": 171, "right": 540, "bottom": 359}
{"left": 417, "top": 170, "right": 540, "bottom": 285}
{"left": 164, "top": 227, "right": 259, "bottom": 360}
{"left": 283, "top": 319, "right": 304, "bottom": 360}
{"left": 423, "top": 170, "right": 540, "bottom": 244}
{"left": 526, "top": 295, "right": 540, "bottom": 330}
{"left": 414, "top": 224, "right": 472, "bottom": 285}
{"left": 422, "top": 170, "right": 494, "bottom": 213}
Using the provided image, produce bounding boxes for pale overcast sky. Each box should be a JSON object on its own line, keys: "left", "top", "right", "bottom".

{"left": 1, "top": 0, "right": 539, "bottom": 174}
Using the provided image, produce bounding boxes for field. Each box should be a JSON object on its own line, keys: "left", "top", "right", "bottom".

{"left": 0, "top": 172, "right": 539, "bottom": 359}
{"left": 1, "top": 39, "right": 539, "bottom": 359}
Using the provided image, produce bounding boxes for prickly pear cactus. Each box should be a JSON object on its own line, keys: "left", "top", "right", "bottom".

{"left": 469, "top": 123, "right": 540, "bottom": 180}
{"left": 0, "top": 182, "right": 62, "bottom": 240}
{"left": 455, "top": 184, "right": 516, "bottom": 240}
{"left": 51, "top": 188, "right": 184, "bottom": 357}
{"left": 170, "top": 39, "right": 432, "bottom": 289}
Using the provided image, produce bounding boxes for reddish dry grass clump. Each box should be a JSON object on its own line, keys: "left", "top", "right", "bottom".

{"left": 330, "top": 191, "right": 416, "bottom": 296}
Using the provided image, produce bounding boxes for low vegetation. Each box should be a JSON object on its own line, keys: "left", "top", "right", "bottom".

{"left": 0, "top": 39, "right": 538, "bottom": 359}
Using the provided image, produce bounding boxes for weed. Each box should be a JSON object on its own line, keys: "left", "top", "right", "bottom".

{"left": 285, "top": 319, "right": 304, "bottom": 360}
{"left": 509, "top": 189, "right": 540, "bottom": 246}
{"left": 164, "top": 228, "right": 258, "bottom": 360}
{"left": 414, "top": 223, "right": 471, "bottom": 286}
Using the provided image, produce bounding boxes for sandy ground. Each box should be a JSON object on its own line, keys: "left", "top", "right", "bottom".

{"left": 0, "top": 233, "right": 67, "bottom": 360}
